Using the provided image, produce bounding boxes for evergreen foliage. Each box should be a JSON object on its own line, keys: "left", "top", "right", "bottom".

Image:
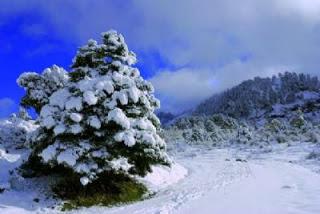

{"left": 18, "top": 30, "right": 170, "bottom": 186}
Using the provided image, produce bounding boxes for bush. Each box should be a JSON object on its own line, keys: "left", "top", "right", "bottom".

{"left": 54, "top": 171, "right": 148, "bottom": 210}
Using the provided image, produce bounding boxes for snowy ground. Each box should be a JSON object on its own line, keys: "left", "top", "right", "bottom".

{"left": 1, "top": 142, "right": 320, "bottom": 214}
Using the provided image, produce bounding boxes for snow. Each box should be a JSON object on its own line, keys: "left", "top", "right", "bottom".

{"left": 115, "top": 131, "right": 136, "bottom": 147}
{"left": 75, "top": 164, "right": 91, "bottom": 174}
{"left": 43, "top": 65, "right": 69, "bottom": 84}
{"left": 57, "top": 149, "right": 78, "bottom": 167}
{"left": 80, "top": 177, "right": 90, "bottom": 186}
{"left": 142, "top": 133, "right": 156, "bottom": 145}
{"left": 91, "top": 149, "right": 109, "bottom": 158}
{"left": 141, "top": 162, "right": 188, "bottom": 190}
{"left": 95, "top": 80, "right": 114, "bottom": 94}
{"left": 0, "top": 149, "right": 20, "bottom": 163}
{"left": 2, "top": 142, "right": 320, "bottom": 213}
{"left": 0, "top": 117, "right": 38, "bottom": 149}
{"left": 40, "top": 106, "right": 56, "bottom": 118}
{"left": 179, "top": 161, "right": 318, "bottom": 214}
{"left": 70, "top": 124, "right": 83, "bottom": 134}
{"left": 42, "top": 116, "right": 56, "bottom": 129}
{"left": 115, "top": 91, "right": 128, "bottom": 105}
{"left": 40, "top": 106, "right": 58, "bottom": 129}
{"left": 17, "top": 65, "right": 69, "bottom": 111}
{"left": 40, "top": 144, "right": 57, "bottom": 162}
{"left": 49, "top": 88, "right": 71, "bottom": 109}
{"left": 88, "top": 116, "right": 101, "bottom": 129}
{"left": 109, "top": 157, "right": 132, "bottom": 172}
{"left": 70, "top": 113, "right": 83, "bottom": 123}
{"left": 104, "top": 99, "right": 117, "bottom": 110}
{"left": 134, "top": 119, "right": 156, "bottom": 131}
{"left": 79, "top": 78, "right": 95, "bottom": 92}
{"left": 88, "top": 144, "right": 320, "bottom": 214}
{"left": 65, "top": 97, "right": 83, "bottom": 111}
{"left": 83, "top": 91, "right": 98, "bottom": 105}
{"left": 53, "top": 124, "right": 66, "bottom": 136}
{"left": 128, "top": 86, "right": 140, "bottom": 103}
{"left": 112, "top": 72, "right": 123, "bottom": 83}
{"left": 122, "top": 132, "right": 135, "bottom": 147}
{"left": 16, "top": 72, "right": 39, "bottom": 85}
{"left": 107, "top": 108, "right": 130, "bottom": 129}
{"left": 0, "top": 147, "right": 59, "bottom": 213}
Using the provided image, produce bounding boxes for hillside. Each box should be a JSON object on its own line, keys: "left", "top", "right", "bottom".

{"left": 194, "top": 72, "right": 320, "bottom": 119}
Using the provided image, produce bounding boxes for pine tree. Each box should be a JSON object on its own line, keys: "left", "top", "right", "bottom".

{"left": 23, "top": 30, "right": 170, "bottom": 185}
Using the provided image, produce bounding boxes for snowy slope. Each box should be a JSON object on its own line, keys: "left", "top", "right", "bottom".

{"left": 100, "top": 144, "right": 320, "bottom": 214}
{"left": 0, "top": 147, "right": 187, "bottom": 214}
{"left": 1, "top": 142, "right": 320, "bottom": 214}
{"left": 180, "top": 161, "right": 320, "bottom": 214}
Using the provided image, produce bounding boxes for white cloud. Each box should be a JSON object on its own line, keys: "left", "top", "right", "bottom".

{"left": 209, "top": 60, "right": 294, "bottom": 92}
{"left": 150, "top": 68, "right": 215, "bottom": 113}
{"left": 150, "top": 60, "right": 293, "bottom": 112}
{"left": 274, "top": 0, "right": 320, "bottom": 22}
{"left": 0, "top": 98, "right": 15, "bottom": 118}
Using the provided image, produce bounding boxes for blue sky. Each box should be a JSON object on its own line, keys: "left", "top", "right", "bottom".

{"left": 1, "top": 0, "right": 320, "bottom": 117}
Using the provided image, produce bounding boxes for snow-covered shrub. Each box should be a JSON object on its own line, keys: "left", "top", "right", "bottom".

{"left": 174, "top": 116, "right": 205, "bottom": 130}
{"left": 307, "top": 130, "right": 320, "bottom": 143}
{"left": 164, "top": 114, "right": 238, "bottom": 145}
{"left": 17, "top": 65, "right": 69, "bottom": 113}
{"left": 290, "top": 109, "right": 307, "bottom": 129}
{"left": 265, "top": 119, "right": 283, "bottom": 133}
{"left": 204, "top": 119, "right": 218, "bottom": 132}
{"left": 209, "top": 114, "right": 238, "bottom": 130}
{"left": 0, "top": 111, "right": 37, "bottom": 150}
{"left": 259, "top": 119, "right": 287, "bottom": 143}
{"left": 236, "top": 124, "right": 253, "bottom": 144}
{"left": 189, "top": 128, "right": 208, "bottom": 143}
{"left": 21, "top": 30, "right": 170, "bottom": 185}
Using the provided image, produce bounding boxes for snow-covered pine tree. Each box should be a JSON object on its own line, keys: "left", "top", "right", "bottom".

{"left": 23, "top": 30, "right": 170, "bottom": 185}
{"left": 236, "top": 124, "right": 252, "bottom": 144}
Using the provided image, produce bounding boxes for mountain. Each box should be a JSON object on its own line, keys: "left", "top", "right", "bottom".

{"left": 194, "top": 72, "right": 320, "bottom": 119}
{"left": 163, "top": 72, "right": 320, "bottom": 145}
